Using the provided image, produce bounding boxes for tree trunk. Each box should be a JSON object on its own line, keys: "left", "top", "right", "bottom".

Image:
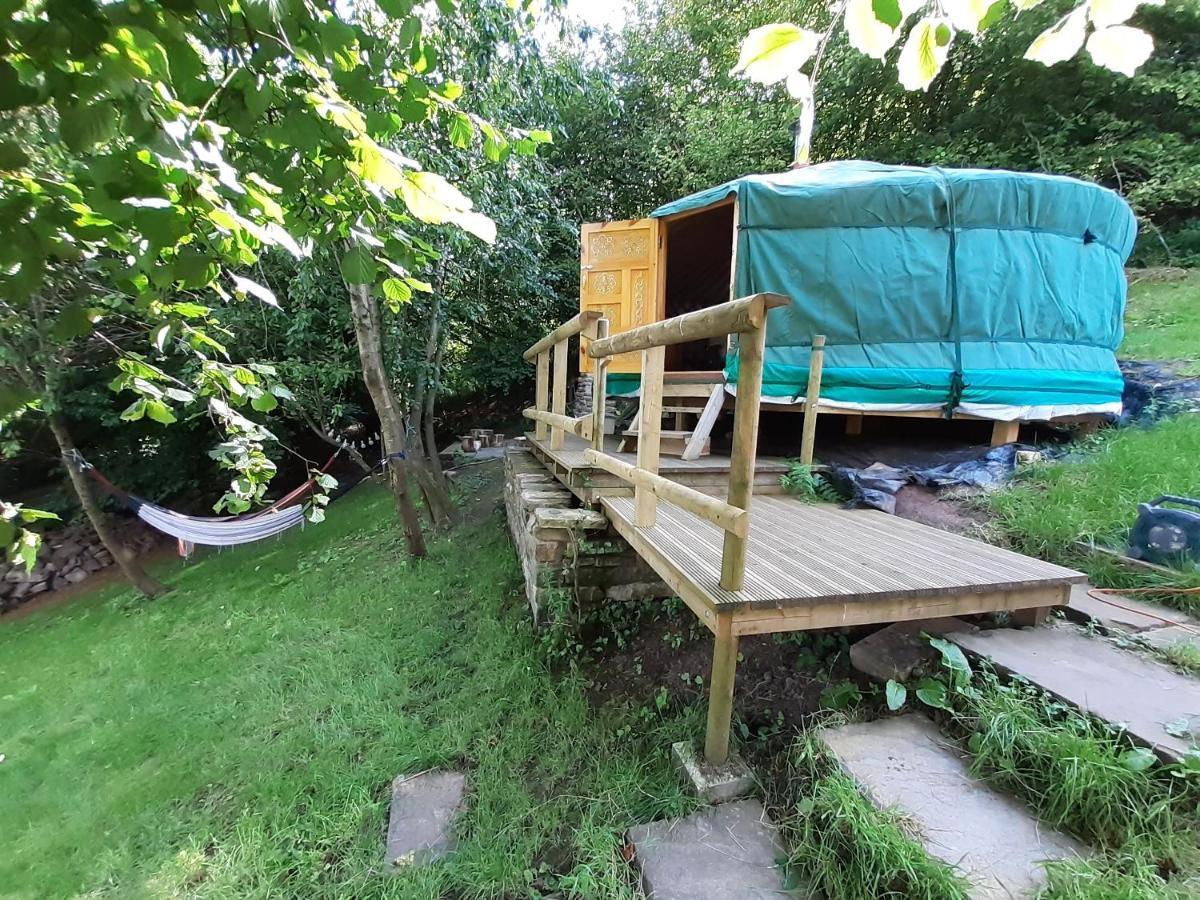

{"left": 346, "top": 279, "right": 428, "bottom": 558}
{"left": 47, "top": 414, "right": 170, "bottom": 598}
{"left": 423, "top": 317, "right": 446, "bottom": 479}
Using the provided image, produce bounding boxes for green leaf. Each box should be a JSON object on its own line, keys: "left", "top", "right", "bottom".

{"left": 16, "top": 529, "right": 38, "bottom": 572}
{"left": 52, "top": 303, "right": 94, "bottom": 342}
{"left": 340, "top": 245, "right": 377, "bottom": 285}
{"left": 18, "top": 508, "right": 57, "bottom": 522}
{"left": 145, "top": 400, "right": 177, "bottom": 425}
{"left": 378, "top": 0, "right": 414, "bottom": 17}
{"left": 0, "top": 61, "right": 38, "bottom": 111}
{"left": 927, "top": 636, "right": 972, "bottom": 686}
{"left": 59, "top": 101, "right": 119, "bottom": 153}
{"left": 1090, "top": 0, "right": 1153, "bottom": 29}
{"left": 0, "top": 140, "right": 29, "bottom": 170}
{"left": 251, "top": 391, "right": 278, "bottom": 412}
{"left": 871, "top": 0, "right": 903, "bottom": 29}
{"left": 885, "top": 679, "right": 907, "bottom": 711}
{"left": 898, "top": 17, "right": 952, "bottom": 91}
{"left": 0, "top": 380, "right": 36, "bottom": 418}
{"left": 730, "top": 23, "right": 821, "bottom": 85}
{"left": 449, "top": 112, "right": 474, "bottom": 148}
{"left": 315, "top": 473, "right": 338, "bottom": 490}
{"left": 120, "top": 399, "right": 148, "bottom": 421}
{"left": 0, "top": 517, "right": 14, "bottom": 549}
{"left": 381, "top": 277, "right": 412, "bottom": 309}
{"left": 1119, "top": 747, "right": 1158, "bottom": 772}
{"left": 914, "top": 677, "right": 949, "bottom": 710}
{"left": 819, "top": 680, "right": 862, "bottom": 710}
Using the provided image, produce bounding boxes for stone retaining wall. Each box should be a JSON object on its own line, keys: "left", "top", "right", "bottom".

{"left": 503, "top": 445, "right": 671, "bottom": 623}
{"left": 0, "top": 519, "right": 161, "bottom": 613}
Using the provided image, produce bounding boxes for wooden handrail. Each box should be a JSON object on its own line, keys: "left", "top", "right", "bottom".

{"left": 523, "top": 409, "right": 592, "bottom": 441}
{"left": 523, "top": 310, "right": 601, "bottom": 361}
{"left": 587, "top": 293, "right": 789, "bottom": 359}
{"left": 584, "top": 449, "right": 749, "bottom": 537}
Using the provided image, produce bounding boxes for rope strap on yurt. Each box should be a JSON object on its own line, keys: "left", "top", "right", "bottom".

{"left": 933, "top": 166, "right": 965, "bottom": 419}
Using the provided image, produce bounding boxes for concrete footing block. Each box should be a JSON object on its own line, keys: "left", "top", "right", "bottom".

{"left": 671, "top": 741, "right": 755, "bottom": 804}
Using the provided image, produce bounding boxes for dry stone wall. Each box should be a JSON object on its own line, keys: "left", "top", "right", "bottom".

{"left": 0, "top": 519, "right": 161, "bottom": 613}
{"left": 503, "top": 445, "right": 671, "bottom": 623}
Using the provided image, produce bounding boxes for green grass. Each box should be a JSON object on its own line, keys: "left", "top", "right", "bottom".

{"left": 0, "top": 469, "right": 701, "bottom": 899}
{"left": 1121, "top": 272, "right": 1200, "bottom": 372}
{"left": 770, "top": 731, "right": 969, "bottom": 900}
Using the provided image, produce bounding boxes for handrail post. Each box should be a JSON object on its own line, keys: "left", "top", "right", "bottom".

{"left": 590, "top": 318, "right": 609, "bottom": 453}
{"left": 551, "top": 338, "right": 568, "bottom": 450}
{"left": 634, "top": 344, "right": 665, "bottom": 527}
{"left": 720, "top": 312, "right": 768, "bottom": 591}
{"left": 535, "top": 350, "right": 549, "bottom": 441}
{"left": 799, "top": 334, "right": 826, "bottom": 466}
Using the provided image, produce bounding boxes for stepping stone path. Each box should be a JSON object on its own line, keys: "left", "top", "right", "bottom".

{"left": 385, "top": 770, "right": 467, "bottom": 869}
{"left": 822, "top": 715, "right": 1087, "bottom": 899}
{"left": 948, "top": 623, "right": 1200, "bottom": 761}
{"left": 627, "top": 799, "right": 795, "bottom": 899}
{"left": 1064, "top": 582, "right": 1200, "bottom": 656}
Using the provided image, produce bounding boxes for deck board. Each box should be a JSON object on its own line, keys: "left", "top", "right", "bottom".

{"left": 526, "top": 432, "right": 790, "bottom": 475}
{"left": 601, "top": 495, "right": 1084, "bottom": 611}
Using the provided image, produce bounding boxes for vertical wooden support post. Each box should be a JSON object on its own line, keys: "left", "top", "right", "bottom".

{"left": 991, "top": 419, "right": 1020, "bottom": 447}
{"left": 703, "top": 613, "right": 739, "bottom": 766}
{"left": 845, "top": 414, "right": 864, "bottom": 437}
{"left": 551, "top": 338, "right": 567, "bottom": 450}
{"left": 799, "top": 335, "right": 826, "bottom": 466}
{"left": 635, "top": 344, "right": 665, "bottom": 527}
{"left": 720, "top": 320, "right": 767, "bottom": 591}
{"left": 535, "top": 350, "right": 549, "bottom": 441}
{"left": 590, "top": 319, "right": 609, "bottom": 453}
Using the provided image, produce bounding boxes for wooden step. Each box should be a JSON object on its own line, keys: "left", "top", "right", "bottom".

{"left": 822, "top": 715, "right": 1087, "bottom": 898}
{"left": 619, "top": 430, "right": 710, "bottom": 458}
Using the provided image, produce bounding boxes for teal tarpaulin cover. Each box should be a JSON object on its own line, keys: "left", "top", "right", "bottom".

{"left": 650, "top": 161, "right": 1136, "bottom": 418}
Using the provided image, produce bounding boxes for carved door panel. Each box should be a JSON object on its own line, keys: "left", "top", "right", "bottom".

{"left": 579, "top": 219, "right": 661, "bottom": 374}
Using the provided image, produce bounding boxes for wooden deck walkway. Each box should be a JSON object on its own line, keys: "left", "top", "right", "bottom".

{"left": 602, "top": 494, "right": 1084, "bottom": 636}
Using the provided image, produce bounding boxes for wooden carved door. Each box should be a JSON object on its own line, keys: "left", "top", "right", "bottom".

{"left": 579, "top": 219, "right": 661, "bottom": 374}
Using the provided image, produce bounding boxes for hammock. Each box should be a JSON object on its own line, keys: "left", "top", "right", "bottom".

{"left": 71, "top": 449, "right": 342, "bottom": 552}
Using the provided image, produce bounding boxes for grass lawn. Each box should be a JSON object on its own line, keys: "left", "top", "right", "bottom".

{"left": 1121, "top": 272, "right": 1200, "bottom": 374}
{"left": 986, "top": 270, "right": 1200, "bottom": 602}
{"left": 0, "top": 470, "right": 700, "bottom": 899}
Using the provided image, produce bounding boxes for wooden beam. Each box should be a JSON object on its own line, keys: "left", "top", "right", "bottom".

{"left": 799, "top": 334, "right": 826, "bottom": 466}
{"left": 523, "top": 310, "right": 602, "bottom": 361}
{"left": 534, "top": 350, "right": 549, "bottom": 441}
{"left": 583, "top": 449, "right": 749, "bottom": 537}
{"left": 703, "top": 613, "right": 739, "bottom": 766}
{"left": 551, "top": 338, "right": 568, "bottom": 450}
{"left": 588, "top": 293, "right": 790, "bottom": 359}
{"left": 590, "top": 317, "right": 609, "bottom": 452}
{"left": 522, "top": 408, "right": 592, "bottom": 440}
{"left": 720, "top": 322, "right": 767, "bottom": 592}
{"left": 635, "top": 345, "right": 665, "bottom": 527}
{"left": 991, "top": 419, "right": 1020, "bottom": 446}
{"left": 728, "top": 585, "right": 1070, "bottom": 637}
{"left": 681, "top": 382, "right": 725, "bottom": 462}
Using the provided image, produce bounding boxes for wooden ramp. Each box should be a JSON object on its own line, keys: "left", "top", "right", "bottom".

{"left": 601, "top": 495, "right": 1084, "bottom": 636}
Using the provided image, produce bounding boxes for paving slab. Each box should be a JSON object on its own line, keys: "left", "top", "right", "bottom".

{"left": 1139, "top": 624, "right": 1200, "bottom": 653}
{"left": 949, "top": 624, "right": 1200, "bottom": 761}
{"left": 1063, "top": 582, "right": 1191, "bottom": 632}
{"left": 822, "top": 716, "right": 1086, "bottom": 899}
{"left": 627, "top": 799, "right": 794, "bottom": 899}
{"left": 385, "top": 770, "right": 467, "bottom": 869}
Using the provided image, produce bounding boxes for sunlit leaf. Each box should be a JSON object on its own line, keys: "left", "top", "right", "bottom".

{"left": 231, "top": 274, "right": 280, "bottom": 308}
{"left": 846, "top": 0, "right": 902, "bottom": 60}
{"left": 898, "top": 17, "right": 953, "bottom": 91}
{"left": 251, "top": 391, "right": 278, "bottom": 412}
{"left": 1025, "top": 5, "right": 1089, "bottom": 67}
{"left": 943, "top": 0, "right": 1007, "bottom": 34}
{"left": 730, "top": 23, "right": 820, "bottom": 85}
{"left": 145, "top": 400, "right": 177, "bottom": 424}
{"left": 1090, "top": 0, "right": 1163, "bottom": 29}
{"left": 1086, "top": 25, "right": 1155, "bottom": 76}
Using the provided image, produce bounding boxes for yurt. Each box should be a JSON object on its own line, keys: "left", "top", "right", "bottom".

{"left": 578, "top": 160, "right": 1136, "bottom": 433}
